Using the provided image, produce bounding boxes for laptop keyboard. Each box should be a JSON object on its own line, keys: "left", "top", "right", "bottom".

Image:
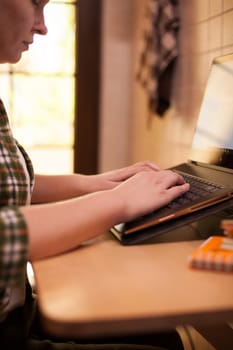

{"left": 124, "top": 172, "right": 227, "bottom": 231}
{"left": 167, "top": 172, "right": 224, "bottom": 209}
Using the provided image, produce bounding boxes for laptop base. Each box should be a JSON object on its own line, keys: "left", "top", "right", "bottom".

{"left": 111, "top": 198, "right": 233, "bottom": 245}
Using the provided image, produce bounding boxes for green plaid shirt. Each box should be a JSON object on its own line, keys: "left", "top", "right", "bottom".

{"left": 0, "top": 99, "right": 34, "bottom": 301}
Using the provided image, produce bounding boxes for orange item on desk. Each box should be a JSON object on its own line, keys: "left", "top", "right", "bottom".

{"left": 188, "top": 236, "right": 233, "bottom": 272}
{"left": 220, "top": 219, "right": 233, "bottom": 238}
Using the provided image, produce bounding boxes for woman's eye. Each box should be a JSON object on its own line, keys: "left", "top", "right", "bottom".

{"left": 32, "top": 0, "right": 40, "bottom": 6}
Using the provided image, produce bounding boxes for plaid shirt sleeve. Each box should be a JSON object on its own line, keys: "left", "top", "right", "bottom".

{"left": 0, "top": 206, "right": 28, "bottom": 288}
{"left": 0, "top": 99, "right": 34, "bottom": 292}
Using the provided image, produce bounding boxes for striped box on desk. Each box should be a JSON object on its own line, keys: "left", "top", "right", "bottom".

{"left": 188, "top": 236, "right": 233, "bottom": 272}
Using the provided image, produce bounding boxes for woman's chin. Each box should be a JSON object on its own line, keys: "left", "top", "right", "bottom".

{"left": 11, "top": 55, "right": 23, "bottom": 64}
{"left": 7, "top": 51, "right": 23, "bottom": 64}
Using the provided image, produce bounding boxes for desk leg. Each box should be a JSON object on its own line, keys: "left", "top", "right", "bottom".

{"left": 194, "top": 323, "right": 233, "bottom": 350}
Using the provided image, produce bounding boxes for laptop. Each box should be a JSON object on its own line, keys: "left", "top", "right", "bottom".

{"left": 111, "top": 53, "right": 233, "bottom": 244}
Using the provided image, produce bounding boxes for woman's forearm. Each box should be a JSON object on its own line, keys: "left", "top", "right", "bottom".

{"left": 23, "top": 189, "right": 124, "bottom": 261}
{"left": 27, "top": 169, "right": 189, "bottom": 262}
{"left": 32, "top": 174, "right": 90, "bottom": 203}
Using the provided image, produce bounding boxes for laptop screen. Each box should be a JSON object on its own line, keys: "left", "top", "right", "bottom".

{"left": 189, "top": 53, "right": 233, "bottom": 170}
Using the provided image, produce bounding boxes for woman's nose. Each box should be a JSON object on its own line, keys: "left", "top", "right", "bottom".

{"left": 33, "top": 14, "right": 48, "bottom": 36}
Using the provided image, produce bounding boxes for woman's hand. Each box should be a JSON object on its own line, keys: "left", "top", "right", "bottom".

{"left": 79, "top": 161, "right": 161, "bottom": 193}
{"left": 32, "top": 161, "right": 160, "bottom": 203}
{"left": 112, "top": 169, "right": 190, "bottom": 222}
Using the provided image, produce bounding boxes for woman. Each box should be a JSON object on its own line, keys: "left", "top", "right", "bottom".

{"left": 0, "top": 1, "right": 189, "bottom": 349}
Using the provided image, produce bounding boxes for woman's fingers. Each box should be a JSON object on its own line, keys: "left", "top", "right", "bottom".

{"left": 114, "top": 169, "right": 190, "bottom": 222}
{"left": 165, "top": 182, "right": 190, "bottom": 200}
{"left": 107, "top": 161, "right": 161, "bottom": 182}
{"left": 141, "top": 160, "right": 161, "bottom": 171}
{"left": 153, "top": 170, "right": 190, "bottom": 204}
{"left": 153, "top": 170, "right": 188, "bottom": 188}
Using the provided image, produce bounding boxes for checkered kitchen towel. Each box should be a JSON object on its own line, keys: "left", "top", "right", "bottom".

{"left": 137, "top": 0, "right": 179, "bottom": 117}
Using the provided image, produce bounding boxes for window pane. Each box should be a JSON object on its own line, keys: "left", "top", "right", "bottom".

{"left": 0, "top": 1, "right": 76, "bottom": 175}
{"left": 12, "top": 75, "right": 74, "bottom": 147}
{"left": 0, "top": 64, "right": 10, "bottom": 73}
{"left": 28, "top": 147, "right": 73, "bottom": 174}
{"left": 0, "top": 74, "right": 11, "bottom": 111}
{"left": 52, "top": 0, "right": 77, "bottom": 3}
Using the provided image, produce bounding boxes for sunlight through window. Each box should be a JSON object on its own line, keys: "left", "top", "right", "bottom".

{"left": 0, "top": 0, "right": 77, "bottom": 174}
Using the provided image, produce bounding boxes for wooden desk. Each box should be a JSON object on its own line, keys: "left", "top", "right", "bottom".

{"left": 33, "top": 234, "right": 233, "bottom": 346}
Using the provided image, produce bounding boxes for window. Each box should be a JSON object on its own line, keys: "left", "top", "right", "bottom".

{"left": 0, "top": 0, "right": 77, "bottom": 174}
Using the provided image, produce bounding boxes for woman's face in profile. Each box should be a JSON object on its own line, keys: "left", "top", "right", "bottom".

{"left": 0, "top": 0, "right": 49, "bottom": 64}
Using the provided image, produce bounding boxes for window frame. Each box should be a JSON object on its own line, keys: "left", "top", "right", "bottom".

{"left": 74, "top": 0, "right": 102, "bottom": 174}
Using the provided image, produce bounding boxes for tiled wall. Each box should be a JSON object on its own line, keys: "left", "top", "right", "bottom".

{"left": 129, "top": 0, "right": 233, "bottom": 169}
{"left": 99, "top": 0, "right": 233, "bottom": 172}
